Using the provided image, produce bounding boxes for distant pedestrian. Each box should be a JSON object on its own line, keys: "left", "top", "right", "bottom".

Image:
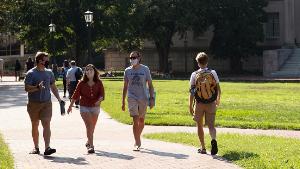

{"left": 66, "top": 60, "right": 82, "bottom": 107}
{"left": 26, "top": 57, "right": 34, "bottom": 72}
{"left": 67, "top": 64, "right": 105, "bottom": 154}
{"left": 51, "top": 64, "right": 58, "bottom": 81}
{"left": 24, "top": 51, "right": 62, "bottom": 155}
{"left": 0, "top": 58, "right": 4, "bottom": 81}
{"left": 62, "top": 60, "right": 70, "bottom": 98}
{"left": 15, "top": 59, "right": 21, "bottom": 81}
{"left": 189, "top": 52, "right": 221, "bottom": 155}
{"left": 122, "top": 51, "right": 155, "bottom": 151}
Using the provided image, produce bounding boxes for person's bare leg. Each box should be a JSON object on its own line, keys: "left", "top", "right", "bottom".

{"left": 132, "top": 116, "right": 140, "bottom": 146}
{"left": 81, "top": 113, "right": 92, "bottom": 145}
{"left": 31, "top": 120, "right": 39, "bottom": 148}
{"left": 41, "top": 119, "right": 51, "bottom": 149}
{"left": 89, "top": 114, "right": 99, "bottom": 147}
{"left": 197, "top": 121, "right": 206, "bottom": 150}
{"left": 137, "top": 117, "right": 144, "bottom": 146}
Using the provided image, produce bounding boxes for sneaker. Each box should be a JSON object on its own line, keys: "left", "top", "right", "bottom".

{"left": 29, "top": 148, "right": 40, "bottom": 154}
{"left": 85, "top": 142, "right": 90, "bottom": 149}
{"left": 63, "top": 95, "right": 66, "bottom": 98}
{"left": 211, "top": 139, "right": 218, "bottom": 155}
{"left": 44, "top": 147, "right": 56, "bottom": 156}
{"left": 87, "top": 146, "right": 95, "bottom": 154}
{"left": 75, "top": 105, "right": 79, "bottom": 108}
{"left": 198, "top": 148, "right": 207, "bottom": 154}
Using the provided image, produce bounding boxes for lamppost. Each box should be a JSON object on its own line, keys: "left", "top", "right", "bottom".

{"left": 184, "top": 32, "right": 188, "bottom": 74}
{"left": 84, "top": 10, "right": 93, "bottom": 63}
{"left": 49, "top": 22, "right": 56, "bottom": 64}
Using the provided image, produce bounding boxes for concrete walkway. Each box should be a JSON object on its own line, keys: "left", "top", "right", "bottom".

{"left": 0, "top": 76, "right": 298, "bottom": 169}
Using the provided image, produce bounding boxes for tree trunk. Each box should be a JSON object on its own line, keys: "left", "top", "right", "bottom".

{"left": 155, "top": 42, "right": 171, "bottom": 73}
{"left": 230, "top": 55, "right": 243, "bottom": 73}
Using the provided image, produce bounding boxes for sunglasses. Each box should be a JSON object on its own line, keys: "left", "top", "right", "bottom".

{"left": 129, "top": 56, "right": 138, "bottom": 60}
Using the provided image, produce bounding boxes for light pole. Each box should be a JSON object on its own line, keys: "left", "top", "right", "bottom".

{"left": 84, "top": 10, "right": 93, "bottom": 63}
{"left": 184, "top": 32, "right": 188, "bottom": 74}
{"left": 49, "top": 22, "right": 56, "bottom": 64}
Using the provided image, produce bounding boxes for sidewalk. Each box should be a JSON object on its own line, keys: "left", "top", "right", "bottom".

{"left": 0, "top": 78, "right": 240, "bottom": 169}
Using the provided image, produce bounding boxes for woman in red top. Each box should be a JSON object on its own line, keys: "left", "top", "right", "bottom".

{"left": 67, "top": 64, "right": 105, "bottom": 153}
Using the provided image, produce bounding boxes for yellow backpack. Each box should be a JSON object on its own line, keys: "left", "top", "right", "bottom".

{"left": 194, "top": 69, "right": 218, "bottom": 103}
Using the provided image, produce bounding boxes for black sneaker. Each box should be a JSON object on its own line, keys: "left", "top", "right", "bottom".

{"left": 44, "top": 147, "right": 56, "bottom": 156}
{"left": 88, "top": 146, "right": 95, "bottom": 154}
{"left": 29, "top": 148, "right": 40, "bottom": 154}
{"left": 198, "top": 148, "right": 207, "bottom": 154}
{"left": 211, "top": 139, "right": 218, "bottom": 155}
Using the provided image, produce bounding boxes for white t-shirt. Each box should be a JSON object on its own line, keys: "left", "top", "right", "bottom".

{"left": 189, "top": 67, "right": 219, "bottom": 86}
{"left": 0, "top": 59, "right": 4, "bottom": 71}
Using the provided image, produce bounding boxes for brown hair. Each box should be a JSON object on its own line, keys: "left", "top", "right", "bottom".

{"left": 129, "top": 51, "right": 142, "bottom": 63}
{"left": 35, "top": 52, "right": 48, "bottom": 64}
{"left": 82, "top": 64, "right": 100, "bottom": 83}
{"left": 195, "top": 52, "right": 208, "bottom": 65}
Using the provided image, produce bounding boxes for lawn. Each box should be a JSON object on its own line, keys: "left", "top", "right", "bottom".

{"left": 0, "top": 134, "right": 14, "bottom": 169}
{"left": 56, "top": 79, "right": 300, "bottom": 130}
{"left": 144, "top": 132, "right": 300, "bottom": 169}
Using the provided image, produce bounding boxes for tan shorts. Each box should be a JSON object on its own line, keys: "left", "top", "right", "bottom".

{"left": 128, "top": 98, "right": 147, "bottom": 118}
{"left": 27, "top": 101, "right": 52, "bottom": 121}
{"left": 193, "top": 102, "right": 216, "bottom": 127}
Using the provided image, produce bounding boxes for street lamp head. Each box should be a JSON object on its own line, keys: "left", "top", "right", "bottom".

{"left": 84, "top": 10, "right": 93, "bottom": 24}
{"left": 49, "top": 23, "right": 56, "bottom": 32}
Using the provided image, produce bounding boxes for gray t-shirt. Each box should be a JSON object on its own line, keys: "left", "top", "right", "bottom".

{"left": 124, "top": 64, "right": 152, "bottom": 100}
{"left": 24, "top": 67, "right": 55, "bottom": 102}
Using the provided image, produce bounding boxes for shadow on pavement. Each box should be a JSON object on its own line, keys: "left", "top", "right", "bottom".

{"left": 95, "top": 150, "right": 135, "bottom": 160}
{"left": 43, "top": 156, "right": 88, "bottom": 165}
{"left": 0, "top": 85, "right": 28, "bottom": 109}
{"left": 141, "top": 148, "right": 189, "bottom": 159}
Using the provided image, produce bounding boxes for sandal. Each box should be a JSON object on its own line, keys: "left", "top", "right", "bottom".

{"left": 85, "top": 142, "right": 90, "bottom": 149}
{"left": 29, "top": 148, "right": 40, "bottom": 154}
{"left": 88, "top": 146, "right": 95, "bottom": 154}
{"left": 198, "top": 148, "right": 207, "bottom": 154}
{"left": 44, "top": 147, "right": 56, "bottom": 156}
{"left": 133, "top": 144, "right": 141, "bottom": 151}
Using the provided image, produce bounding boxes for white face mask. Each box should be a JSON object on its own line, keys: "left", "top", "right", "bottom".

{"left": 130, "top": 58, "right": 138, "bottom": 66}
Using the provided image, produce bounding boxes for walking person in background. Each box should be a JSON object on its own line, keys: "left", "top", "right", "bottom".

{"left": 122, "top": 51, "right": 155, "bottom": 151}
{"left": 15, "top": 59, "right": 21, "bottom": 81}
{"left": 67, "top": 64, "right": 104, "bottom": 153}
{"left": 66, "top": 60, "right": 82, "bottom": 108}
{"left": 62, "top": 60, "right": 70, "bottom": 98}
{"left": 24, "top": 52, "right": 62, "bottom": 155}
{"left": 51, "top": 64, "right": 58, "bottom": 81}
{"left": 189, "top": 52, "right": 221, "bottom": 155}
{"left": 26, "top": 57, "right": 34, "bottom": 72}
{"left": 0, "top": 58, "right": 4, "bottom": 81}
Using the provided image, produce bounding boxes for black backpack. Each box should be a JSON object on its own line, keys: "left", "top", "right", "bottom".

{"left": 75, "top": 67, "right": 83, "bottom": 81}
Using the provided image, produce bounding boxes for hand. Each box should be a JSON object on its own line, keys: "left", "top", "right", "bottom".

{"left": 189, "top": 106, "right": 194, "bottom": 116}
{"left": 67, "top": 106, "right": 72, "bottom": 114}
{"left": 149, "top": 99, "right": 154, "bottom": 109}
{"left": 95, "top": 97, "right": 103, "bottom": 106}
{"left": 122, "top": 102, "right": 125, "bottom": 111}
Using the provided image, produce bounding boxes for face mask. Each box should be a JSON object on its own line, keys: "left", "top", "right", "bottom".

{"left": 42, "top": 60, "right": 49, "bottom": 68}
{"left": 130, "top": 58, "right": 138, "bottom": 66}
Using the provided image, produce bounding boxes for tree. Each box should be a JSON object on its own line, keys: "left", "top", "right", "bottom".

{"left": 140, "top": 0, "right": 211, "bottom": 73}
{"left": 209, "top": 0, "right": 268, "bottom": 73}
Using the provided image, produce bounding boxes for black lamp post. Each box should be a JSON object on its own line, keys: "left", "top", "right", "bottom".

{"left": 49, "top": 22, "right": 56, "bottom": 64}
{"left": 184, "top": 32, "right": 188, "bottom": 74}
{"left": 84, "top": 10, "right": 93, "bottom": 63}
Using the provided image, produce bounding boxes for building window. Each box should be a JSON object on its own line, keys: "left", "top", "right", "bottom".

{"left": 265, "top": 13, "right": 280, "bottom": 40}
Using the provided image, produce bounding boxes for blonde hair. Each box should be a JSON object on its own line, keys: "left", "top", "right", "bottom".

{"left": 195, "top": 52, "right": 208, "bottom": 65}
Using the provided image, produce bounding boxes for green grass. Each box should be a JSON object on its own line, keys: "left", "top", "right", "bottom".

{"left": 144, "top": 132, "right": 300, "bottom": 169}
{"left": 100, "top": 79, "right": 300, "bottom": 130}
{"left": 0, "top": 134, "right": 14, "bottom": 169}
{"left": 56, "top": 79, "right": 300, "bottom": 130}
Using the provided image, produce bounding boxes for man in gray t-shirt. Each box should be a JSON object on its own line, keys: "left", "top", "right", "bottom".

{"left": 24, "top": 52, "right": 62, "bottom": 156}
{"left": 122, "top": 51, "right": 155, "bottom": 151}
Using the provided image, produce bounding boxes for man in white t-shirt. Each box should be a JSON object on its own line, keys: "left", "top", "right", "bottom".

{"left": 0, "top": 58, "right": 4, "bottom": 81}
{"left": 189, "top": 52, "right": 221, "bottom": 155}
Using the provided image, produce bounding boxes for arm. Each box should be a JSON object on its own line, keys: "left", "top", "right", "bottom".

{"left": 189, "top": 86, "right": 195, "bottom": 116}
{"left": 50, "top": 83, "right": 62, "bottom": 102}
{"left": 216, "top": 83, "right": 221, "bottom": 106}
{"left": 67, "top": 82, "right": 81, "bottom": 113}
{"left": 147, "top": 80, "right": 154, "bottom": 109}
{"left": 95, "top": 81, "right": 105, "bottom": 106}
{"left": 25, "top": 81, "right": 45, "bottom": 93}
{"left": 122, "top": 80, "right": 128, "bottom": 111}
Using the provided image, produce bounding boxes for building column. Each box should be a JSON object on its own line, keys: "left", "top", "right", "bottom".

{"left": 284, "top": 0, "right": 295, "bottom": 46}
